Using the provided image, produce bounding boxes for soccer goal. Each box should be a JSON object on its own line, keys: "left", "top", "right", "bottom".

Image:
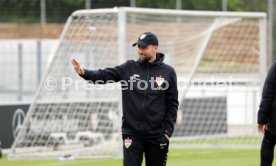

{"left": 9, "top": 7, "right": 267, "bottom": 159}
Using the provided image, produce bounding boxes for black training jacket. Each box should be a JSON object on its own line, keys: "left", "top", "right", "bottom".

{"left": 258, "top": 62, "right": 276, "bottom": 134}
{"left": 80, "top": 53, "right": 179, "bottom": 138}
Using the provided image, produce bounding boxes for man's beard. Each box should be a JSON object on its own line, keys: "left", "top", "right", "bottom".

{"left": 139, "top": 55, "right": 151, "bottom": 63}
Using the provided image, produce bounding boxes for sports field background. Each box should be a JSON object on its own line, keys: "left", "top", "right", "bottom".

{"left": 1, "top": 149, "right": 261, "bottom": 166}
{"left": 0, "top": 1, "right": 274, "bottom": 165}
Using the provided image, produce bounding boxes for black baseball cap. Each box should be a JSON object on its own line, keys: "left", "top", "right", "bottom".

{"left": 132, "top": 32, "right": 159, "bottom": 47}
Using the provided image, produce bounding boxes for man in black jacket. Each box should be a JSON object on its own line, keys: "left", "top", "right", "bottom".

{"left": 258, "top": 62, "right": 276, "bottom": 166}
{"left": 72, "top": 32, "right": 179, "bottom": 166}
{"left": 0, "top": 140, "right": 2, "bottom": 159}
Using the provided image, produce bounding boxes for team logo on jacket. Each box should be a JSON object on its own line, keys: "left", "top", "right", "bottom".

{"left": 155, "top": 76, "right": 165, "bottom": 87}
{"left": 124, "top": 138, "right": 132, "bottom": 149}
{"left": 130, "top": 74, "right": 140, "bottom": 81}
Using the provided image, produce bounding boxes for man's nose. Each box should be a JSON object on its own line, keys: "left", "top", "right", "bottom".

{"left": 138, "top": 48, "right": 143, "bottom": 54}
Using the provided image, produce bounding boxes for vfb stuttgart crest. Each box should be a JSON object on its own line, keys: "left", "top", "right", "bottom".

{"left": 139, "top": 33, "right": 147, "bottom": 40}
{"left": 124, "top": 138, "right": 132, "bottom": 149}
{"left": 155, "top": 76, "right": 164, "bottom": 88}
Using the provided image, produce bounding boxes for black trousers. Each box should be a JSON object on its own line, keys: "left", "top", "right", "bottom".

{"left": 122, "top": 134, "right": 169, "bottom": 166}
{"left": 261, "top": 130, "right": 276, "bottom": 166}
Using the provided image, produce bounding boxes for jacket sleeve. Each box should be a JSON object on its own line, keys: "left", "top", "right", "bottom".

{"left": 258, "top": 62, "right": 276, "bottom": 124}
{"left": 164, "top": 69, "right": 179, "bottom": 137}
{"left": 79, "top": 61, "right": 129, "bottom": 83}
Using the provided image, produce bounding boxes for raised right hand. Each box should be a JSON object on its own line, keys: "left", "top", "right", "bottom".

{"left": 71, "top": 58, "right": 85, "bottom": 75}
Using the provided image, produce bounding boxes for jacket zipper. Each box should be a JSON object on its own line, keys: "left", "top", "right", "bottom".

{"left": 141, "top": 63, "right": 149, "bottom": 134}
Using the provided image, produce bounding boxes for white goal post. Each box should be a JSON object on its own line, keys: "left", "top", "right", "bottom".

{"left": 9, "top": 7, "right": 267, "bottom": 160}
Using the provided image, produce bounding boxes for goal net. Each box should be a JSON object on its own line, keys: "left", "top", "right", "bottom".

{"left": 9, "top": 7, "right": 267, "bottom": 159}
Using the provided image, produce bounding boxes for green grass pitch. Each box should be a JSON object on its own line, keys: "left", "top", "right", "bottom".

{"left": 0, "top": 148, "right": 260, "bottom": 166}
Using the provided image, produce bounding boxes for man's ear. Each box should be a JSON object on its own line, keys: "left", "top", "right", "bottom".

{"left": 153, "top": 45, "right": 158, "bottom": 51}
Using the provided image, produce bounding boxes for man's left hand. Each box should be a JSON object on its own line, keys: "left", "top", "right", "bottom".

{"left": 164, "top": 134, "right": 170, "bottom": 141}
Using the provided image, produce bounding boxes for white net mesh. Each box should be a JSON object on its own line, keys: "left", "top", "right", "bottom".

{"left": 9, "top": 7, "right": 266, "bottom": 159}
